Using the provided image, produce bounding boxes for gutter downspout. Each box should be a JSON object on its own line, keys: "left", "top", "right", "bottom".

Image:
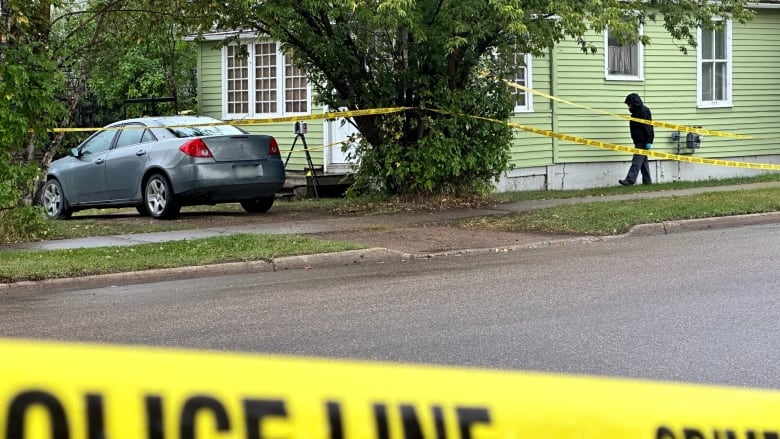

{"left": 549, "top": 45, "right": 559, "bottom": 169}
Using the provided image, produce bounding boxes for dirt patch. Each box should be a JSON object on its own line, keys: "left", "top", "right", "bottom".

{"left": 67, "top": 204, "right": 578, "bottom": 254}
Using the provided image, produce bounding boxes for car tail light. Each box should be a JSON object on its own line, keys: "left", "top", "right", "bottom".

{"left": 269, "top": 137, "right": 280, "bottom": 156}
{"left": 179, "top": 138, "right": 213, "bottom": 158}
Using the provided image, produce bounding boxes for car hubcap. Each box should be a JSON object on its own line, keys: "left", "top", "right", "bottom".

{"left": 43, "top": 184, "right": 61, "bottom": 216}
{"left": 146, "top": 178, "right": 167, "bottom": 215}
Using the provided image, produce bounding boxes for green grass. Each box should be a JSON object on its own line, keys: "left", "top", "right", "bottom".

{"left": 0, "top": 234, "right": 363, "bottom": 283}
{"left": 465, "top": 188, "right": 780, "bottom": 235}
{"left": 4, "top": 173, "right": 780, "bottom": 283}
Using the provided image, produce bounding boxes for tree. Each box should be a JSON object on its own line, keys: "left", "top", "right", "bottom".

{"left": 180, "top": 0, "right": 754, "bottom": 196}
{"left": 0, "top": 0, "right": 67, "bottom": 242}
{"left": 0, "top": 0, "right": 197, "bottom": 242}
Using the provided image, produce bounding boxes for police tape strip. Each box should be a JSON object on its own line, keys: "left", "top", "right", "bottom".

{"left": 506, "top": 119, "right": 780, "bottom": 171}
{"left": 506, "top": 82, "right": 765, "bottom": 140}
{"left": 2, "top": 338, "right": 780, "bottom": 439}
{"left": 429, "top": 108, "right": 780, "bottom": 171}
{"left": 42, "top": 97, "right": 780, "bottom": 171}
{"left": 48, "top": 107, "right": 412, "bottom": 133}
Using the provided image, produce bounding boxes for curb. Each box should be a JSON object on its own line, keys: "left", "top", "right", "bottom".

{"left": 4, "top": 212, "right": 779, "bottom": 293}
{"left": 625, "top": 211, "right": 780, "bottom": 237}
{"left": 0, "top": 248, "right": 404, "bottom": 293}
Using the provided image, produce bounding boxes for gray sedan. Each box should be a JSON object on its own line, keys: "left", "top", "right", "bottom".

{"left": 42, "top": 115, "right": 285, "bottom": 220}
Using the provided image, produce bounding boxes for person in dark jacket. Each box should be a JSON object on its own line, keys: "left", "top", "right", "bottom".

{"left": 619, "top": 93, "right": 654, "bottom": 186}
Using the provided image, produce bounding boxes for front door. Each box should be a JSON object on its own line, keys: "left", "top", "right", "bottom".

{"left": 325, "top": 110, "right": 360, "bottom": 173}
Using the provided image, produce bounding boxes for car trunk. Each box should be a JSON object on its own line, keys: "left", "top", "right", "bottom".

{"left": 201, "top": 135, "right": 274, "bottom": 161}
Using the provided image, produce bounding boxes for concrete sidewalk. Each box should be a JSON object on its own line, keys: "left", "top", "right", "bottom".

{"left": 6, "top": 181, "right": 780, "bottom": 252}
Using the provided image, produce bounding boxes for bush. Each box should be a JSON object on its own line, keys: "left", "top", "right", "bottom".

{"left": 0, "top": 206, "right": 48, "bottom": 244}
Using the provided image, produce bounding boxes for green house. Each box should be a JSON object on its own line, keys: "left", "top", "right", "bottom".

{"left": 189, "top": 2, "right": 780, "bottom": 192}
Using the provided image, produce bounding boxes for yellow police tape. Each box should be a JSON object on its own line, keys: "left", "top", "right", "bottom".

{"left": 427, "top": 109, "right": 780, "bottom": 171}
{"left": 44, "top": 90, "right": 780, "bottom": 171}
{"left": 506, "top": 82, "right": 764, "bottom": 140}
{"left": 2, "top": 338, "right": 780, "bottom": 439}
{"left": 49, "top": 107, "right": 412, "bottom": 133}
{"left": 506, "top": 119, "right": 780, "bottom": 171}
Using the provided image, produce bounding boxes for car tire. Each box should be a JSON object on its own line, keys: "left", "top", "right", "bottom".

{"left": 135, "top": 205, "right": 150, "bottom": 217}
{"left": 240, "top": 196, "right": 275, "bottom": 213}
{"left": 42, "top": 179, "right": 73, "bottom": 220}
{"left": 143, "top": 173, "right": 180, "bottom": 219}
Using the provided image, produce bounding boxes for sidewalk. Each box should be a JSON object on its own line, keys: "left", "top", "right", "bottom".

{"left": 7, "top": 181, "right": 780, "bottom": 252}
{"left": 4, "top": 181, "right": 780, "bottom": 291}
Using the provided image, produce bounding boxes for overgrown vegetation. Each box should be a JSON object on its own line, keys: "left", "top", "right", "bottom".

{"left": 0, "top": 0, "right": 197, "bottom": 244}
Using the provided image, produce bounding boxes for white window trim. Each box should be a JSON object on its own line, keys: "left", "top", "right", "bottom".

{"left": 221, "top": 41, "right": 311, "bottom": 120}
{"left": 697, "top": 20, "right": 733, "bottom": 108}
{"left": 513, "top": 53, "right": 534, "bottom": 113}
{"left": 604, "top": 25, "right": 644, "bottom": 81}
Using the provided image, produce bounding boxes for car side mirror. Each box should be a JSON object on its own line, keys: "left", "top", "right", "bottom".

{"left": 70, "top": 147, "right": 80, "bottom": 158}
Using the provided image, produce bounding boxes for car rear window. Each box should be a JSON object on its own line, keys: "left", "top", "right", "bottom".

{"left": 168, "top": 124, "right": 247, "bottom": 138}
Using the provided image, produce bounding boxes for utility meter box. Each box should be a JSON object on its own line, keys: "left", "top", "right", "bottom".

{"left": 686, "top": 132, "right": 702, "bottom": 149}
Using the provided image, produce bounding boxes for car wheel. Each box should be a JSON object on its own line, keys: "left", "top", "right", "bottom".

{"left": 42, "top": 179, "right": 73, "bottom": 220}
{"left": 135, "top": 205, "right": 150, "bottom": 217}
{"left": 143, "top": 173, "right": 180, "bottom": 219}
{"left": 240, "top": 196, "right": 275, "bottom": 213}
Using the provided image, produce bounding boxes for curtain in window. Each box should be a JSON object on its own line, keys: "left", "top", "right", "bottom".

{"left": 609, "top": 45, "right": 635, "bottom": 75}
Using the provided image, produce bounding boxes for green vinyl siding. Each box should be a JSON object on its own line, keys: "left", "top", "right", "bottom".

{"left": 196, "top": 42, "right": 223, "bottom": 117}
{"left": 510, "top": 8, "right": 780, "bottom": 170}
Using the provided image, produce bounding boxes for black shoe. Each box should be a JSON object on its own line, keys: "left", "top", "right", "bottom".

{"left": 642, "top": 181, "right": 652, "bottom": 185}
{"left": 618, "top": 179, "right": 633, "bottom": 186}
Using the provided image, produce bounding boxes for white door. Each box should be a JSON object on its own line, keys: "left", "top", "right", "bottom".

{"left": 325, "top": 109, "right": 360, "bottom": 173}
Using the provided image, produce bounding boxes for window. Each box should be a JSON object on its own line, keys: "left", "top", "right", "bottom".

{"left": 604, "top": 25, "right": 643, "bottom": 81}
{"left": 697, "top": 20, "right": 732, "bottom": 108}
{"left": 80, "top": 130, "right": 116, "bottom": 156}
{"left": 115, "top": 124, "right": 155, "bottom": 149}
{"left": 223, "top": 42, "right": 310, "bottom": 119}
{"left": 508, "top": 52, "right": 533, "bottom": 112}
{"left": 496, "top": 48, "right": 533, "bottom": 113}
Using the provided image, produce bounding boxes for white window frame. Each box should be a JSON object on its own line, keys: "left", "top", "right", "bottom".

{"left": 604, "top": 25, "right": 644, "bottom": 81}
{"left": 510, "top": 53, "right": 533, "bottom": 113}
{"left": 222, "top": 41, "right": 311, "bottom": 120}
{"left": 697, "top": 20, "right": 732, "bottom": 108}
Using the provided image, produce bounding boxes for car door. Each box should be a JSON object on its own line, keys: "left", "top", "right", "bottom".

{"left": 103, "top": 123, "right": 157, "bottom": 200}
{"left": 63, "top": 128, "right": 117, "bottom": 203}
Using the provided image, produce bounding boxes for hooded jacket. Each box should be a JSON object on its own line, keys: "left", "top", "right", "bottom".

{"left": 624, "top": 93, "right": 654, "bottom": 147}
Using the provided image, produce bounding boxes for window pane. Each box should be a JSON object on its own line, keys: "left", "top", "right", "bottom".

{"left": 702, "top": 29, "right": 714, "bottom": 60}
{"left": 81, "top": 130, "right": 116, "bottom": 155}
{"left": 715, "top": 62, "right": 727, "bottom": 100}
{"left": 513, "top": 53, "right": 527, "bottom": 107}
{"left": 715, "top": 29, "right": 727, "bottom": 60}
{"left": 226, "top": 45, "right": 249, "bottom": 114}
{"left": 702, "top": 62, "right": 714, "bottom": 101}
{"left": 284, "top": 55, "right": 308, "bottom": 113}
{"left": 498, "top": 48, "right": 529, "bottom": 109}
{"left": 608, "top": 45, "right": 637, "bottom": 75}
{"left": 116, "top": 125, "right": 145, "bottom": 148}
{"left": 255, "top": 42, "right": 277, "bottom": 114}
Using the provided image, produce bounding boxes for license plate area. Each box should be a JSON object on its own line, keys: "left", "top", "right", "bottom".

{"left": 234, "top": 164, "right": 263, "bottom": 178}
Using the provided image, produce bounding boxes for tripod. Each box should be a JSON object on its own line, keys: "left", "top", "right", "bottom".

{"left": 284, "top": 126, "right": 320, "bottom": 200}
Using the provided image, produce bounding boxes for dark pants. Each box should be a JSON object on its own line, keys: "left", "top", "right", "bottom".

{"left": 625, "top": 151, "right": 651, "bottom": 184}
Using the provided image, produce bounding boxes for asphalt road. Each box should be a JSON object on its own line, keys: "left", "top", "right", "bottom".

{"left": 2, "top": 224, "right": 779, "bottom": 389}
